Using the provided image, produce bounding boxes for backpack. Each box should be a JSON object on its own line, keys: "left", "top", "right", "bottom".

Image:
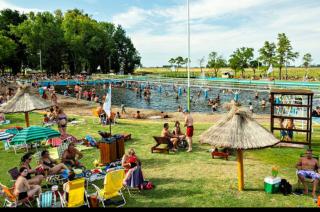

{"left": 85, "top": 135, "right": 97, "bottom": 147}
{"left": 143, "top": 181, "right": 154, "bottom": 190}
{"left": 279, "top": 179, "right": 292, "bottom": 196}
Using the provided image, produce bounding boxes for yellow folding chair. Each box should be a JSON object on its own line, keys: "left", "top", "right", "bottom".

{"left": 59, "top": 178, "right": 89, "bottom": 208}
{"left": 92, "top": 169, "right": 126, "bottom": 208}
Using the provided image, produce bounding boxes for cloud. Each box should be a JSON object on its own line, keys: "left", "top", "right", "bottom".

{"left": 112, "top": 0, "right": 320, "bottom": 67}
{"left": 0, "top": 0, "right": 43, "bottom": 13}
{"left": 112, "top": 7, "right": 152, "bottom": 29}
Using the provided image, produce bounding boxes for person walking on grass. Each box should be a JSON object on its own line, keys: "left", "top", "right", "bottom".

{"left": 183, "top": 109, "right": 194, "bottom": 153}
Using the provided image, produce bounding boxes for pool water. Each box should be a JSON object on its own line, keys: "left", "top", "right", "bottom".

{"left": 55, "top": 83, "right": 271, "bottom": 114}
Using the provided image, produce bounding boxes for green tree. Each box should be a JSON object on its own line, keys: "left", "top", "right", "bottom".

{"left": 259, "top": 41, "right": 277, "bottom": 71}
{"left": 168, "top": 58, "right": 176, "bottom": 70}
{"left": 12, "top": 11, "right": 65, "bottom": 74}
{"left": 112, "top": 25, "right": 141, "bottom": 74}
{"left": 207, "top": 51, "right": 226, "bottom": 77}
{"left": 276, "top": 33, "right": 299, "bottom": 80}
{"left": 62, "top": 9, "right": 97, "bottom": 74}
{"left": 0, "top": 32, "right": 17, "bottom": 74}
{"left": 302, "top": 53, "right": 312, "bottom": 69}
{"left": 175, "top": 56, "right": 184, "bottom": 72}
{"left": 198, "top": 57, "right": 205, "bottom": 74}
{"left": 228, "top": 47, "right": 254, "bottom": 78}
{"left": 0, "top": 9, "right": 27, "bottom": 74}
{"left": 249, "top": 60, "right": 262, "bottom": 78}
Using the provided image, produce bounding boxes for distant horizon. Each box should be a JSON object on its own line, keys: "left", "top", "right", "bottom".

{"left": 1, "top": 0, "right": 320, "bottom": 67}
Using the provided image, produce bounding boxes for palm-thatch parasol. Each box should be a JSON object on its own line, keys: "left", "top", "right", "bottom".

{"left": 60, "top": 70, "right": 67, "bottom": 74}
{"left": 200, "top": 104, "right": 279, "bottom": 191}
{"left": 0, "top": 83, "right": 52, "bottom": 127}
{"left": 80, "top": 70, "right": 87, "bottom": 75}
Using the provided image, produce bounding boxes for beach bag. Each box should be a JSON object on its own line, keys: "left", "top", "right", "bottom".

{"left": 85, "top": 135, "right": 97, "bottom": 147}
{"left": 279, "top": 179, "right": 292, "bottom": 196}
{"left": 143, "top": 181, "right": 154, "bottom": 190}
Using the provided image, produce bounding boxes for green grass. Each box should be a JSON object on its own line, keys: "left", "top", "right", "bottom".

{"left": 132, "top": 67, "right": 320, "bottom": 81}
{"left": 1, "top": 112, "right": 320, "bottom": 207}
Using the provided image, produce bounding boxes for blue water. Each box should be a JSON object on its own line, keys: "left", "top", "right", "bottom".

{"left": 54, "top": 83, "right": 271, "bottom": 114}
{"left": 40, "top": 77, "right": 319, "bottom": 114}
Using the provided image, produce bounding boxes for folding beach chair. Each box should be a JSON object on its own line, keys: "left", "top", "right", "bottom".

{"left": 0, "top": 182, "right": 32, "bottom": 208}
{"left": 91, "top": 169, "right": 126, "bottom": 208}
{"left": 37, "top": 191, "right": 59, "bottom": 208}
{"left": 8, "top": 167, "right": 20, "bottom": 182}
{"left": 59, "top": 178, "right": 90, "bottom": 208}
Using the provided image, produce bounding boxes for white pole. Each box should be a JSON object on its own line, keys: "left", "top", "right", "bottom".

{"left": 187, "top": 0, "right": 191, "bottom": 111}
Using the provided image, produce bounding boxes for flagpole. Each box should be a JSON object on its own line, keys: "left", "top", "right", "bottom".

{"left": 187, "top": 0, "right": 191, "bottom": 112}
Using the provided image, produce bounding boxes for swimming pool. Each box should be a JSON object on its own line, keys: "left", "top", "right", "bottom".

{"left": 40, "top": 77, "right": 320, "bottom": 114}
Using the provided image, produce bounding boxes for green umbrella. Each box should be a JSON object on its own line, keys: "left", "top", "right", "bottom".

{"left": 11, "top": 126, "right": 61, "bottom": 145}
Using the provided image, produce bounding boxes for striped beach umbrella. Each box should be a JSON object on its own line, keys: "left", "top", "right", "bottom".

{"left": 11, "top": 126, "right": 60, "bottom": 145}
{"left": 0, "top": 131, "right": 14, "bottom": 141}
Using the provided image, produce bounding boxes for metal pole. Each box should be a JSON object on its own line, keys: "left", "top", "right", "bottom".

{"left": 187, "top": 0, "right": 191, "bottom": 112}
{"left": 40, "top": 49, "right": 42, "bottom": 73}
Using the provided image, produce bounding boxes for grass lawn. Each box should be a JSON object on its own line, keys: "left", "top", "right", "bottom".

{"left": 1, "top": 112, "right": 320, "bottom": 207}
{"left": 130, "top": 67, "right": 320, "bottom": 80}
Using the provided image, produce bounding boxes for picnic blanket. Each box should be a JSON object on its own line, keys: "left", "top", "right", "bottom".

{"left": 49, "top": 145, "right": 94, "bottom": 160}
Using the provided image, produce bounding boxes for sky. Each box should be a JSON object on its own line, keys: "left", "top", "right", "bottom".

{"left": 1, "top": 0, "right": 320, "bottom": 67}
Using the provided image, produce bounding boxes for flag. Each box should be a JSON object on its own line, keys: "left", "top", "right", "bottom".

{"left": 103, "top": 84, "right": 112, "bottom": 117}
{"left": 267, "top": 64, "right": 273, "bottom": 74}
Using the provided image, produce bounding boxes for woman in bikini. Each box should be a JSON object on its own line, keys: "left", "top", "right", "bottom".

{"left": 14, "top": 167, "right": 42, "bottom": 202}
{"left": 57, "top": 108, "right": 68, "bottom": 136}
{"left": 40, "top": 150, "right": 69, "bottom": 175}
{"left": 20, "top": 153, "right": 44, "bottom": 186}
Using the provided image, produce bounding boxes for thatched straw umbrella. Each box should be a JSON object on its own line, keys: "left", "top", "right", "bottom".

{"left": 200, "top": 105, "right": 279, "bottom": 191}
{"left": 0, "top": 83, "right": 52, "bottom": 127}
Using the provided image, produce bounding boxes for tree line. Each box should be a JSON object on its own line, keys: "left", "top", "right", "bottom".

{"left": 0, "top": 8, "right": 141, "bottom": 76}
{"left": 168, "top": 33, "right": 314, "bottom": 80}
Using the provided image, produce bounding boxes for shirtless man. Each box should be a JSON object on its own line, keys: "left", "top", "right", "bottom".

{"left": 161, "top": 123, "right": 179, "bottom": 152}
{"left": 296, "top": 149, "right": 320, "bottom": 199}
{"left": 62, "top": 143, "right": 84, "bottom": 168}
{"left": 183, "top": 109, "right": 194, "bottom": 152}
{"left": 14, "top": 167, "right": 42, "bottom": 202}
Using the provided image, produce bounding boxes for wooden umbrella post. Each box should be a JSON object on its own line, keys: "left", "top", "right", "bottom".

{"left": 25, "top": 112, "right": 30, "bottom": 127}
{"left": 237, "top": 149, "right": 244, "bottom": 191}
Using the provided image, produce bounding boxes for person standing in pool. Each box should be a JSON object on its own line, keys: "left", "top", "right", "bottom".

{"left": 254, "top": 91, "right": 259, "bottom": 100}
{"left": 232, "top": 90, "right": 240, "bottom": 104}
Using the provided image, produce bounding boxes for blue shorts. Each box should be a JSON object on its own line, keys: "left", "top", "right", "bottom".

{"left": 281, "top": 130, "right": 287, "bottom": 137}
{"left": 287, "top": 130, "right": 293, "bottom": 138}
{"left": 298, "top": 170, "right": 320, "bottom": 180}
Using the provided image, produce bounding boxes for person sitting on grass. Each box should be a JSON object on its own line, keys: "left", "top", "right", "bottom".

{"left": 20, "top": 153, "right": 45, "bottom": 186}
{"left": 121, "top": 148, "right": 144, "bottom": 190}
{"left": 134, "top": 111, "right": 142, "bottom": 119}
{"left": 14, "top": 167, "right": 42, "bottom": 203}
{"left": 161, "top": 123, "right": 179, "bottom": 152}
{"left": 40, "top": 150, "right": 69, "bottom": 176}
{"left": 296, "top": 149, "right": 320, "bottom": 201}
{"left": 173, "top": 121, "right": 186, "bottom": 143}
{"left": 62, "top": 143, "right": 84, "bottom": 169}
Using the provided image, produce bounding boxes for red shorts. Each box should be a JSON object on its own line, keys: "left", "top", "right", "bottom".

{"left": 186, "top": 126, "right": 194, "bottom": 137}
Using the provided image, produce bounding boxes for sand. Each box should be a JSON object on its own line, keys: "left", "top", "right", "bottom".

{"left": 55, "top": 94, "right": 270, "bottom": 124}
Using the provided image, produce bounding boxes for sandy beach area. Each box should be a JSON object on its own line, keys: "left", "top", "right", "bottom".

{"left": 56, "top": 94, "right": 270, "bottom": 124}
